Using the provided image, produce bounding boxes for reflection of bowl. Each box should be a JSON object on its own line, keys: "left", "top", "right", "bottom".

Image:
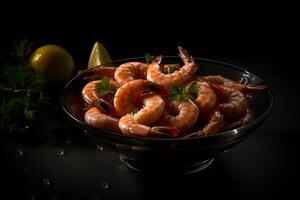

{"left": 61, "top": 57, "right": 273, "bottom": 174}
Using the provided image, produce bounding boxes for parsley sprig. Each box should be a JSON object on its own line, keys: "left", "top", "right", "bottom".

{"left": 0, "top": 39, "right": 54, "bottom": 134}
{"left": 168, "top": 82, "right": 199, "bottom": 101}
{"left": 95, "top": 76, "right": 115, "bottom": 97}
{"left": 145, "top": 52, "right": 181, "bottom": 74}
{"left": 13, "top": 38, "right": 33, "bottom": 61}
{"left": 163, "top": 64, "right": 181, "bottom": 74}
{"left": 145, "top": 52, "right": 154, "bottom": 64}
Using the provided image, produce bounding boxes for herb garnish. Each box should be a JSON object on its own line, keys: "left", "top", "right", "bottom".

{"left": 163, "top": 64, "right": 181, "bottom": 74}
{"left": 145, "top": 52, "right": 154, "bottom": 64}
{"left": 0, "top": 39, "right": 53, "bottom": 134}
{"left": 168, "top": 82, "right": 199, "bottom": 101}
{"left": 95, "top": 76, "right": 115, "bottom": 97}
{"left": 145, "top": 52, "right": 181, "bottom": 74}
{"left": 13, "top": 38, "right": 34, "bottom": 60}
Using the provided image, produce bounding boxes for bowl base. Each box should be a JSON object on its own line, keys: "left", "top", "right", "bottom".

{"left": 119, "top": 155, "right": 214, "bottom": 175}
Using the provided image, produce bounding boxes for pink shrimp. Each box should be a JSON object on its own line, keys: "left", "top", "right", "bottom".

{"left": 222, "top": 108, "right": 255, "bottom": 131}
{"left": 212, "top": 84, "right": 248, "bottom": 119}
{"left": 202, "top": 110, "right": 225, "bottom": 135}
{"left": 114, "top": 62, "right": 148, "bottom": 85}
{"left": 185, "top": 81, "right": 217, "bottom": 114}
{"left": 113, "top": 79, "right": 167, "bottom": 117}
{"left": 147, "top": 46, "right": 197, "bottom": 87}
{"left": 200, "top": 75, "right": 268, "bottom": 92}
{"left": 119, "top": 95, "right": 179, "bottom": 137}
{"left": 82, "top": 80, "right": 119, "bottom": 104}
{"left": 202, "top": 83, "right": 253, "bottom": 135}
{"left": 119, "top": 114, "right": 179, "bottom": 137}
{"left": 157, "top": 99, "right": 199, "bottom": 136}
{"left": 84, "top": 107, "right": 121, "bottom": 133}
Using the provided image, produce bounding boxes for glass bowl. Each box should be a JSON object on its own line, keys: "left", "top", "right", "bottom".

{"left": 61, "top": 56, "right": 273, "bottom": 174}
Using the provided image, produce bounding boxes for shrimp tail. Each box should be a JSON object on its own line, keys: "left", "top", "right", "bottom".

{"left": 150, "top": 126, "right": 180, "bottom": 137}
{"left": 244, "top": 84, "right": 268, "bottom": 91}
{"left": 178, "top": 46, "right": 194, "bottom": 64}
{"left": 152, "top": 55, "right": 162, "bottom": 65}
{"left": 201, "top": 75, "right": 268, "bottom": 93}
{"left": 94, "top": 98, "right": 116, "bottom": 115}
{"left": 180, "top": 131, "right": 204, "bottom": 139}
{"left": 125, "top": 125, "right": 179, "bottom": 138}
{"left": 203, "top": 110, "right": 225, "bottom": 135}
{"left": 144, "top": 82, "right": 168, "bottom": 97}
{"left": 222, "top": 108, "right": 255, "bottom": 131}
{"left": 210, "top": 84, "right": 231, "bottom": 99}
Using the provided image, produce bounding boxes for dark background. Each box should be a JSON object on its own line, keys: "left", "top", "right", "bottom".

{"left": 1, "top": 4, "right": 299, "bottom": 200}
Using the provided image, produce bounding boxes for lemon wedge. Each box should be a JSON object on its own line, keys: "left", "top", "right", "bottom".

{"left": 88, "top": 41, "right": 112, "bottom": 69}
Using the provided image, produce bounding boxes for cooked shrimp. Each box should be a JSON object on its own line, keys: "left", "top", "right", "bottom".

{"left": 119, "top": 114, "right": 179, "bottom": 137}
{"left": 203, "top": 110, "right": 225, "bottom": 135}
{"left": 212, "top": 84, "right": 248, "bottom": 119}
{"left": 133, "top": 95, "right": 166, "bottom": 125}
{"left": 157, "top": 99, "right": 199, "bottom": 135}
{"left": 113, "top": 79, "right": 167, "bottom": 117}
{"left": 201, "top": 75, "right": 268, "bottom": 92}
{"left": 82, "top": 80, "right": 119, "bottom": 104}
{"left": 222, "top": 108, "right": 255, "bottom": 131}
{"left": 79, "top": 47, "right": 265, "bottom": 138}
{"left": 82, "top": 80, "right": 100, "bottom": 104}
{"left": 119, "top": 95, "right": 179, "bottom": 137}
{"left": 114, "top": 62, "right": 148, "bottom": 85}
{"left": 147, "top": 46, "right": 197, "bottom": 87}
{"left": 185, "top": 81, "right": 217, "bottom": 114}
{"left": 79, "top": 66, "right": 116, "bottom": 82}
{"left": 84, "top": 107, "right": 120, "bottom": 133}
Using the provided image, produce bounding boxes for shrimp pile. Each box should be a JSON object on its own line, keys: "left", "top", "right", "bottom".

{"left": 81, "top": 47, "right": 267, "bottom": 138}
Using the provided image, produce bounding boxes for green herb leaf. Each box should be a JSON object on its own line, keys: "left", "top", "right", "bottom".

{"left": 169, "top": 85, "right": 181, "bottom": 95}
{"left": 168, "top": 85, "right": 183, "bottom": 101}
{"left": 4, "top": 64, "right": 34, "bottom": 88}
{"left": 13, "top": 38, "right": 33, "bottom": 59}
{"left": 184, "top": 94, "right": 195, "bottom": 100}
{"left": 95, "top": 76, "right": 114, "bottom": 97}
{"left": 185, "top": 81, "right": 198, "bottom": 95}
{"left": 24, "top": 109, "right": 35, "bottom": 121}
{"left": 0, "top": 38, "right": 54, "bottom": 134}
{"left": 169, "top": 94, "right": 182, "bottom": 101}
{"left": 145, "top": 52, "right": 154, "bottom": 64}
{"left": 168, "top": 82, "right": 199, "bottom": 102}
{"left": 163, "top": 64, "right": 181, "bottom": 74}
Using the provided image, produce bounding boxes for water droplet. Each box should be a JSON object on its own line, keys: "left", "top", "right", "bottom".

{"left": 92, "top": 196, "right": 101, "bottom": 200}
{"left": 96, "top": 145, "right": 104, "bottom": 151}
{"left": 43, "top": 178, "right": 51, "bottom": 186}
{"left": 57, "top": 149, "right": 65, "bottom": 156}
{"left": 101, "top": 181, "right": 110, "bottom": 189}
{"left": 66, "top": 138, "right": 71, "bottom": 144}
{"left": 16, "top": 149, "right": 23, "bottom": 156}
{"left": 83, "top": 129, "right": 88, "bottom": 134}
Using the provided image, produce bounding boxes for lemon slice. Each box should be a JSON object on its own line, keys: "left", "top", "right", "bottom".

{"left": 88, "top": 41, "right": 112, "bottom": 69}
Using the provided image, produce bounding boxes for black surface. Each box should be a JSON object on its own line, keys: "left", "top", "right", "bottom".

{"left": 1, "top": 13, "right": 299, "bottom": 199}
